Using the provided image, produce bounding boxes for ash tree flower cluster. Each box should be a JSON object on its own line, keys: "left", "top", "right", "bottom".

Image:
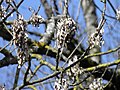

{"left": 12, "top": 15, "right": 29, "bottom": 68}
{"left": 54, "top": 78, "right": 69, "bottom": 90}
{"left": 67, "top": 55, "right": 83, "bottom": 82}
{"left": 88, "top": 28, "right": 104, "bottom": 49}
{"left": 89, "top": 78, "right": 103, "bottom": 90}
{"left": 56, "top": 17, "right": 76, "bottom": 49}
{"left": 0, "top": 5, "right": 6, "bottom": 20}
{"left": 116, "top": 8, "right": 120, "bottom": 20}
{"left": 54, "top": 55, "right": 84, "bottom": 90}
{"left": 30, "top": 12, "right": 45, "bottom": 27}
{"left": 54, "top": 16, "right": 105, "bottom": 89}
{"left": 55, "top": 17, "right": 77, "bottom": 70}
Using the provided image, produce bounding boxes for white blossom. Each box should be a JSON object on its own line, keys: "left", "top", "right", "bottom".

{"left": 54, "top": 78, "right": 69, "bottom": 90}
{"left": 30, "top": 13, "right": 44, "bottom": 27}
{"left": 89, "top": 78, "right": 103, "bottom": 90}
{"left": 89, "top": 28, "right": 104, "bottom": 49}
{"left": 0, "top": 5, "right": 6, "bottom": 20}
{"left": 56, "top": 17, "right": 76, "bottom": 49}
{"left": 67, "top": 55, "right": 83, "bottom": 82}
{"left": 12, "top": 15, "right": 29, "bottom": 68}
{"left": 116, "top": 8, "right": 120, "bottom": 20}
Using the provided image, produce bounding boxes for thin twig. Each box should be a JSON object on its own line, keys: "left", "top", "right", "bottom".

{"left": 104, "top": 64, "right": 118, "bottom": 89}
{"left": 107, "top": 0, "right": 117, "bottom": 14}
{"left": 17, "top": 57, "right": 120, "bottom": 88}
{"left": 3, "top": 0, "right": 24, "bottom": 21}
{"left": 63, "top": 0, "right": 68, "bottom": 17}
{"left": 0, "top": 40, "right": 12, "bottom": 52}
{"left": 13, "top": 67, "right": 21, "bottom": 89}
{"left": 84, "top": 45, "right": 120, "bottom": 60}
{"left": 94, "top": 2, "right": 116, "bottom": 20}
{"left": 3, "top": 23, "right": 13, "bottom": 36}
{"left": 62, "top": 36, "right": 85, "bottom": 68}
{"left": 23, "top": 56, "right": 31, "bottom": 84}
{"left": 53, "top": 0, "right": 59, "bottom": 15}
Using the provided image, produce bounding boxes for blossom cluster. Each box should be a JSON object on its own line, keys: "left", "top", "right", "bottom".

{"left": 116, "top": 8, "right": 120, "bottom": 20}
{"left": 89, "top": 78, "right": 103, "bottom": 90}
{"left": 54, "top": 78, "right": 69, "bottom": 90}
{"left": 88, "top": 28, "right": 104, "bottom": 49}
{"left": 56, "top": 17, "right": 76, "bottom": 49}
{"left": 67, "top": 55, "right": 83, "bottom": 82}
{"left": 12, "top": 15, "right": 29, "bottom": 68}
{"left": 0, "top": 5, "right": 6, "bottom": 20}
{"left": 30, "top": 13, "right": 44, "bottom": 27}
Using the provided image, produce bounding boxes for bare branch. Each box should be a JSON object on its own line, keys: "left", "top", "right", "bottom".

{"left": 40, "top": 0, "right": 53, "bottom": 18}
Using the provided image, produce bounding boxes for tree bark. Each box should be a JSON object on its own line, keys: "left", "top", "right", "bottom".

{"left": 81, "top": 0, "right": 100, "bottom": 64}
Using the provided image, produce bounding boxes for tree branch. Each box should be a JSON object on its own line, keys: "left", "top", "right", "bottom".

{"left": 40, "top": 0, "right": 53, "bottom": 18}
{"left": 81, "top": 0, "right": 100, "bottom": 63}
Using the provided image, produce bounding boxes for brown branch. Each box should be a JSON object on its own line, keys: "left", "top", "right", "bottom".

{"left": 94, "top": 2, "right": 116, "bottom": 20}
{"left": 0, "top": 23, "right": 12, "bottom": 41}
{"left": 40, "top": 0, "right": 53, "bottom": 18}
{"left": 39, "top": 18, "right": 55, "bottom": 45}
{"left": 0, "top": 57, "right": 17, "bottom": 68}
{"left": 0, "top": 47, "right": 17, "bottom": 68}
{"left": 24, "top": 56, "right": 31, "bottom": 84}
{"left": 0, "top": 40, "right": 119, "bottom": 69}
{"left": 17, "top": 58, "right": 120, "bottom": 89}
{"left": 81, "top": 0, "right": 100, "bottom": 63}
{"left": 13, "top": 67, "right": 21, "bottom": 89}
{"left": 63, "top": 0, "right": 68, "bottom": 17}
{"left": 53, "top": 0, "right": 59, "bottom": 15}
